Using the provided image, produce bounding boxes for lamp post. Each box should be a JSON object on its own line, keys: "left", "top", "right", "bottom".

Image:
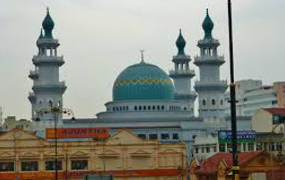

{"left": 36, "top": 103, "right": 75, "bottom": 180}
{"left": 227, "top": 0, "right": 239, "bottom": 179}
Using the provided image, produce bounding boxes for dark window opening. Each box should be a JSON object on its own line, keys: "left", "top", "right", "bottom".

{"left": 71, "top": 160, "right": 88, "bottom": 170}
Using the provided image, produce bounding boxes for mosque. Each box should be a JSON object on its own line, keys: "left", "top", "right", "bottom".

{"left": 28, "top": 9, "right": 251, "bottom": 159}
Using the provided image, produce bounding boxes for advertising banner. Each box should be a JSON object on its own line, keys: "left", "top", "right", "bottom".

{"left": 46, "top": 127, "right": 109, "bottom": 139}
{"left": 218, "top": 130, "right": 256, "bottom": 144}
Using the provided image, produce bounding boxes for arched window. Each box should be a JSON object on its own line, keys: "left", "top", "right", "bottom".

{"left": 134, "top": 106, "right": 137, "bottom": 111}
{"left": 148, "top": 106, "right": 151, "bottom": 110}
{"left": 143, "top": 106, "right": 146, "bottom": 110}
{"left": 202, "top": 100, "right": 206, "bottom": 106}
{"left": 157, "top": 105, "right": 160, "bottom": 110}
{"left": 152, "top": 105, "right": 156, "bottom": 110}
{"left": 161, "top": 105, "right": 164, "bottom": 110}
{"left": 139, "top": 106, "right": 142, "bottom": 110}
{"left": 220, "top": 100, "right": 223, "bottom": 105}
{"left": 212, "top": 99, "right": 216, "bottom": 105}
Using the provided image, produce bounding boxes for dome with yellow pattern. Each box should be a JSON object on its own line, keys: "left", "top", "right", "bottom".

{"left": 113, "top": 61, "right": 174, "bottom": 101}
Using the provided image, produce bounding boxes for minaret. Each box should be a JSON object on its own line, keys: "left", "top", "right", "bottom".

{"left": 28, "top": 9, "right": 66, "bottom": 121}
{"left": 169, "top": 29, "right": 197, "bottom": 115}
{"left": 194, "top": 9, "right": 227, "bottom": 119}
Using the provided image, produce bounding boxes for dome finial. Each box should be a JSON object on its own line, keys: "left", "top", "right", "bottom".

{"left": 140, "top": 50, "right": 145, "bottom": 63}
{"left": 202, "top": 9, "right": 214, "bottom": 39}
{"left": 42, "top": 7, "right": 55, "bottom": 38}
{"left": 176, "top": 29, "right": 186, "bottom": 55}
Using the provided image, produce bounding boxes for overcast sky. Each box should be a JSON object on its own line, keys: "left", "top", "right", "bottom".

{"left": 0, "top": 0, "right": 284, "bottom": 120}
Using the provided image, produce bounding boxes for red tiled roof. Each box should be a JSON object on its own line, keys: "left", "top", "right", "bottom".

{"left": 195, "top": 151, "right": 264, "bottom": 174}
{"left": 264, "top": 108, "right": 285, "bottom": 116}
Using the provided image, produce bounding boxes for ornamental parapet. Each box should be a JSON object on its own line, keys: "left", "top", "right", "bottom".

{"left": 169, "top": 69, "right": 195, "bottom": 78}
{"left": 194, "top": 55, "right": 225, "bottom": 66}
{"left": 197, "top": 38, "right": 220, "bottom": 47}
{"left": 32, "top": 55, "right": 64, "bottom": 66}
{"left": 32, "top": 81, "right": 67, "bottom": 93}
{"left": 37, "top": 38, "right": 59, "bottom": 47}
{"left": 194, "top": 80, "right": 228, "bottom": 91}
{"left": 172, "top": 54, "right": 191, "bottom": 62}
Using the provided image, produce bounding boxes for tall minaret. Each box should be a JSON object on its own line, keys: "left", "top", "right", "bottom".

{"left": 28, "top": 9, "right": 66, "bottom": 121}
{"left": 169, "top": 29, "right": 197, "bottom": 115}
{"left": 194, "top": 9, "right": 227, "bottom": 119}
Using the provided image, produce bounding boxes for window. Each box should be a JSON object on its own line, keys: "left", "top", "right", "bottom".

{"left": 248, "top": 143, "right": 254, "bottom": 151}
{"left": 202, "top": 100, "right": 206, "bottom": 106}
{"left": 0, "top": 162, "right": 14, "bottom": 171}
{"left": 195, "top": 148, "right": 199, "bottom": 153}
{"left": 256, "top": 143, "right": 262, "bottom": 151}
{"left": 243, "top": 143, "right": 247, "bottom": 152}
{"left": 161, "top": 105, "right": 165, "bottom": 110}
{"left": 134, "top": 106, "right": 137, "bottom": 111}
{"left": 201, "top": 147, "right": 205, "bottom": 153}
{"left": 139, "top": 106, "right": 142, "bottom": 110}
{"left": 173, "top": 133, "right": 179, "bottom": 140}
{"left": 212, "top": 99, "right": 216, "bottom": 105}
{"left": 219, "top": 144, "right": 225, "bottom": 152}
{"left": 138, "top": 134, "right": 146, "bottom": 140}
{"left": 143, "top": 106, "right": 146, "bottom": 110}
{"left": 148, "top": 106, "right": 151, "bottom": 110}
{"left": 21, "top": 161, "right": 38, "bottom": 171}
{"left": 272, "top": 100, "right": 278, "bottom": 105}
{"left": 220, "top": 100, "right": 223, "bottom": 105}
{"left": 149, "top": 134, "right": 158, "bottom": 140}
{"left": 71, "top": 160, "right": 88, "bottom": 170}
{"left": 161, "top": 134, "right": 169, "bottom": 140}
{"left": 263, "top": 142, "right": 268, "bottom": 151}
{"left": 206, "top": 147, "right": 210, "bottom": 153}
{"left": 152, "top": 105, "right": 155, "bottom": 110}
{"left": 277, "top": 142, "right": 283, "bottom": 151}
{"left": 213, "top": 146, "right": 217, "bottom": 152}
{"left": 157, "top": 106, "right": 160, "bottom": 110}
{"left": 227, "top": 144, "right": 232, "bottom": 152}
{"left": 45, "top": 161, "right": 62, "bottom": 170}
{"left": 270, "top": 143, "right": 275, "bottom": 151}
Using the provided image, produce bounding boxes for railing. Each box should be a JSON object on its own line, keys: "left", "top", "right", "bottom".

{"left": 194, "top": 55, "right": 224, "bottom": 61}
{"left": 169, "top": 69, "right": 195, "bottom": 75}
{"left": 195, "top": 80, "right": 227, "bottom": 86}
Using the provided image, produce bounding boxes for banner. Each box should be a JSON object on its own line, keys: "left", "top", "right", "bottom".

{"left": 46, "top": 127, "right": 109, "bottom": 139}
{"left": 218, "top": 130, "right": 256, "bottom": 143}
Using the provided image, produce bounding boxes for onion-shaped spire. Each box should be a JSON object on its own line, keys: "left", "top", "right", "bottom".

{"left": 42, "top": 7, "right": 55, "bottom": 38}
{"left": 202, "top": 9, "right": 214, "bottom": 39}
{"left": 36, "top": 29, "right": 43, "bottom": 47}
{"left": 176, "top": 29, "right": 186, "bottom": 55}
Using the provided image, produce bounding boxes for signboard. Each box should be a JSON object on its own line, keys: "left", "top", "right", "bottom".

{"left": 46, "top": 127, "right": 109, "bottom": 139}
{"left": 218, "top": 130, "right": 256, "bottom": 144}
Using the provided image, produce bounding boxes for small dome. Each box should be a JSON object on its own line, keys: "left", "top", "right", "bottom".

{"left": 113, "top": 62, "right": 174, "bottom": 101}
{"left": 176, "top": 29, "right": 186, "bottom": 55}
{"left": 42, "top": 8, "right": 54, "bottom": 38}
{"left": 202, "top": 9, "right": 214, "bottom": 39}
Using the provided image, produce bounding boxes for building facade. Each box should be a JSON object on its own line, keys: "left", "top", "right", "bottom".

{"left": 224, "top": 80, "right": 285, "bottom": 116}
{"left": 0, "top": 128, "right": 187, "bottom": 180}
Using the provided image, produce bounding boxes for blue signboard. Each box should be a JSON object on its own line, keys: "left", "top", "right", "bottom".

{"left": 218, "top": 130, "right": 256, "bottom": 143}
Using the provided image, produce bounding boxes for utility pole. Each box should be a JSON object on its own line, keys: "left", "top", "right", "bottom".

{"left": 227, "top": 0, "right": 239, "bottom": 180}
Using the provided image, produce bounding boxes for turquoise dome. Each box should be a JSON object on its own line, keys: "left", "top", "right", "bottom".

{"left": 113, "top": 62, "right": 174, "bottom": 101}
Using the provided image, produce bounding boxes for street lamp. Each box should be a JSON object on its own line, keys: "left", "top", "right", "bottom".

{"left": 36, "top": 102, "right": 75, "bottom": 180}
{"left": 227, "top": 0, "right": 239, "bottom": 179}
